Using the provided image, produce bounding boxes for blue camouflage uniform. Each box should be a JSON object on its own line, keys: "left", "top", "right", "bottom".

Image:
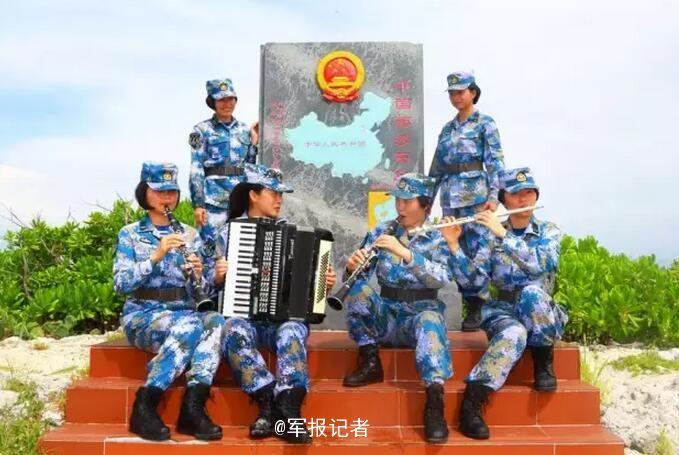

{"left": 209, "top": 165, "right": 307, "bottom": 396}
{"left": 428, "top": 72, "right": 505, "bottom": 300}
{"left": 114, "top": 162, "right": 225, "bottom": 390}
{"left": 345, "top": 173, "right": 454, "bottom": 386}
{"left": 448, "top": 168, "right": 568, "bottom": 390}
{"left": 189, "top": 78, "right": 258, "bottom": 254}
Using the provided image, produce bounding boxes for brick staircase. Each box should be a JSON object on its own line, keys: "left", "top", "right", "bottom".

{"left": 39, "top": 331, "right": 623, "bottom": 454}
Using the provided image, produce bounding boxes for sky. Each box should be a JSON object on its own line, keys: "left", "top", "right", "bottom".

{"left": 0, "top": 0, "right": 678, "bottom": 264}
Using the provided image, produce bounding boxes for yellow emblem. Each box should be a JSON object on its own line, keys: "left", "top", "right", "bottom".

{"left": 450, "top": 74, "right": 460, "bottom": 84}
{"left": 219, "top": 82, "right": 228, "bottom": 91}
{"left": 516, "top": 172, "right": 527, "bottom": 182}
{"left": 163, "top": 171, "right": 173, "bottom": 181}
{"left": 398, "top": 180, "right": 407, "bottom": 189}
{"left": 316, "top": 50, "right": 365, "bottom": 103}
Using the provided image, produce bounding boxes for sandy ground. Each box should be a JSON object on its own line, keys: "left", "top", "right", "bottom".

{"left": 0, "top": 333, "right": 677, "bottom": 453}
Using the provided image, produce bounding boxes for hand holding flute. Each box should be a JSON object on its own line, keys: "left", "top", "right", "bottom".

{"left": 408, "top": 205, "right": 543, "bottom": 235}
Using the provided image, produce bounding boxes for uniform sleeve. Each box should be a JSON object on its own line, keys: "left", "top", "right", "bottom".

{"left": 500, "top": 223, "right": 561, "bottom": 279}
{"left": 481, "top": 117, "right": 504, "bottom": 203}
{"left": 403, "top": 236, "right": 453, "bottom": 289}
{"left": 189, "top": 126, "right": 207, "bottom": 207}
{"left": 428, "top": 124, "right": 449, "bottom": 198}
{"left": 448, "top": 230, "right": 492, "bottom": 292}
{"left": 112, "top": 228, "right": 157, "bottom": 294}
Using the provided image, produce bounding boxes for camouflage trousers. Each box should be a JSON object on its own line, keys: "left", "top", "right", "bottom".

{"left": 121, "top": 302, "right": 225, "bottom": 390}
{"left": 222, "top": 317, "right": 309, "bottom": 395}
{"left": 199, "top": 204, "right": 229, "bottom": 256}
{"left": 345, "top": 281, "right": 452, "bottom": 385}
{"left": 466, "top": 285, "right": 569, "bottom": 390}
{"left": 443, "top": 204, "right": 486, "bottom": 299}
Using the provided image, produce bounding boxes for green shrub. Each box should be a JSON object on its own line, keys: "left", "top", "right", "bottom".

{"left": 556, "top": 236, "right": 679, "bottom": 346}
{"left": 0, "top": 199, "right": 194, "bottom": 339}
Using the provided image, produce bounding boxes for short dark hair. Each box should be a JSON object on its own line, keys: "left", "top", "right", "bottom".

{"left": 417, "top": 196, "right": 433, "bottom": 215}
{"left": 469, "top": 83, "right": 482, "bottom": 104}
{"left": 228, "top": 183, "right": 264, "bottom": 220}
{"left": 498, "top": 188, "right": 539, "bottom": 204}
{"left": 205, "top": 96, "right": 215, "bottom": 110}
{"left": 135, "top": 181, "right": 180, "bottom": 211}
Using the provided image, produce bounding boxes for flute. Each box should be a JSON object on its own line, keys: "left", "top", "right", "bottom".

{"left": 408, "top": 205, "right": 543, "bottom": 235}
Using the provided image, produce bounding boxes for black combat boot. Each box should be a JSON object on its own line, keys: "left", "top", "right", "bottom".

{"left": 461, "top": 297, "right": 484, "bottom": 332}
{"left": 273, "top": 387, "right": 312, "bottom": 444}
{"left": 531, "top": 345, "right": 557, "bottom": 391}
{"left": 176, "top": 384, "right": 223, "bottom": 440}
{"left": 129, "top": 386, "right": 170, "bottom": 441}
{"left": 343, "top": 343, "right": 384, "bottom": 387}
{"left": 424, "top": 383, "right": 449, "bottom": 443}
{"left": 248, "top": 382, "right": 275, "bottom": 438}
{"left": 459, "top": 380, "right": 492, "bottom": 440}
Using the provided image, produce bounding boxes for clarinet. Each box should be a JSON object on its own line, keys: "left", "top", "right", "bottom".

{"left": 326, "top": 217, "right": 401, "bottom": 310}
{"left": 163, "top": 206, "right": 216, "bottom": 312}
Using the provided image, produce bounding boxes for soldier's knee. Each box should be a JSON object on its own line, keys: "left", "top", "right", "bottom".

{"left": 204, "top": 312, "right": 226, "bottom": 331}
{"left": 501, "top": 324, "right": 528, "bottom": 348}
{"left": 518, "top": 285, "right": 549, "bottom": 310}
{"left": 222, "top": 317, "right": 256, "bottom": 343}
{"left": 278, "top": 321, "right": 309, "bottom": 341}
{"left": 171, "top": 316, "right": 204, "bottom": 347}
{"left": 414, "top": 310, "right": 445, "bottom": 330}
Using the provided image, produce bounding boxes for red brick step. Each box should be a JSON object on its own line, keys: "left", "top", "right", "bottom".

{"left": 39, "top": 423, "right": 624, "bottom": 455}
{"left": 64, "top": 377, "right": 601, "bottom": 427}
{"left": 90, "top": 331, "right": 580, "bottom": 384}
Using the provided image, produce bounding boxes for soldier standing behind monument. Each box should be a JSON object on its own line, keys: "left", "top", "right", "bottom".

{"left": 428, "top": 71, "right": 505, "bottom": 332}
{"left": 188, "top": 78, "right": 259, "bottom": 256}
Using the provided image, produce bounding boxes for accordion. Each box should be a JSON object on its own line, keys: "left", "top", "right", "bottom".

{"left": 218, "top": 218, "right": 334, "bottom": 324}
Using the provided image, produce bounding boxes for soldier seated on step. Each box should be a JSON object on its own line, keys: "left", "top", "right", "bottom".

{"left": 342, "top": 173, "right": 464, "bottom": 444}
{"left": 113, "top": 162, "right": 225, "bottom": 442}
{"left": 446, "top": 167, "right": 569, "bottom": 440}
{"left": 209, "top": 164, "right": 337, "bottom": 445}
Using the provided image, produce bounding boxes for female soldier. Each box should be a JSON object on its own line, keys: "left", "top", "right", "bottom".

{"left": 429, "top": 71, "right": 505, "bottom": 331}
{"left": 189, "top": 78, "right": 259, "bottom": 255}
{"left": 114, "top": 162, "right": 225, "bottom": 441}
{"left": 342, "top": 173, "right": 457, "bottom": 444}
{"left": 447, "top": 167, "right": 568, "bottom": 440}
{"left": 210, "top": 164, "right": 337, "bottom": 444}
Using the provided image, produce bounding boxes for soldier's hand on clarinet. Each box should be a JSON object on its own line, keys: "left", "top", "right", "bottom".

{"left": 347, "top": 248, "right": 370, "bottom": 273}
{"left": 375, "top": 234, "right": 411, "bottom": 262}
{"left": 325, "top": 265, "right": 337, "bottom": 288}
{"left": 475, "top": 210, "right": 507, "bottom": 238}
{"left": 440, "top": 216, "right": 463, "bottom": 252}
{"left": 185, "top": 253, "right": 203, "bottom": 277}
{"left": 214, "top": 258, "right": 228, "bottom": 286}
{"left": 194, "top": 207, "right": 207, "bottom": 227}
{"left": 151, "top": 234, "right": 185, "bottom": 263}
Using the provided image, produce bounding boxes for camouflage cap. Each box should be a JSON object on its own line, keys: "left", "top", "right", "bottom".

{"left": 243, "top": 163, "right": 293, "bottom": 193}
{"left": 499, "top": 167, "right": 539, "bottom": 194}
{"left": 206, "top": 78, "right": 237, "bottom": 100}
{"left": 140, "top": 162, "right": 180, "bottom": 191}
{"left": 446, "top": 71, "right": 475, "bottom": 91}
{"left": 389, "top": 172, "right": 436, "bottom": 200}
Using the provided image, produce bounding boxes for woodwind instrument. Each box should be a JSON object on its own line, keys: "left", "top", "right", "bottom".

{"left": 408, "top": 205, "right": 543, "bottom": 235}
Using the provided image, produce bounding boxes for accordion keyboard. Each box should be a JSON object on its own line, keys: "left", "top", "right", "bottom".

{"left": 223, "top": 222, "right": 257, "bottom": 318}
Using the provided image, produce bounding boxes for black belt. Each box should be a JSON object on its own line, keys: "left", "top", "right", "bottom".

{"left": 380, "top": 286, "right": 438, "bottom": 302}
{"left": 205, "top": 166, "right": 244, "bottom": 177}
{"left": 440, "top": 162, "right": 483, "bottom": 174}
{"left": 497, "top": 288, "right": 523, "bottom": 303}
{"left": 132, "top": 287, "right": 187, "bottom": 301}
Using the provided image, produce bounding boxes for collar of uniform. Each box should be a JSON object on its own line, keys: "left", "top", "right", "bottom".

{"left": 139, "top": 214, "right": 171, "bottom": 239}
{"left": 211, "top": 114, "right": 237, "bottom": 129}
{"left": 452, "top": 109, "right": 479, "bottom": 128}
{"left": 397, "top": 220, "right": 435, "bottom": 243}
{"left": 502, "top": 216, "right": 540, "bottom": 237}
